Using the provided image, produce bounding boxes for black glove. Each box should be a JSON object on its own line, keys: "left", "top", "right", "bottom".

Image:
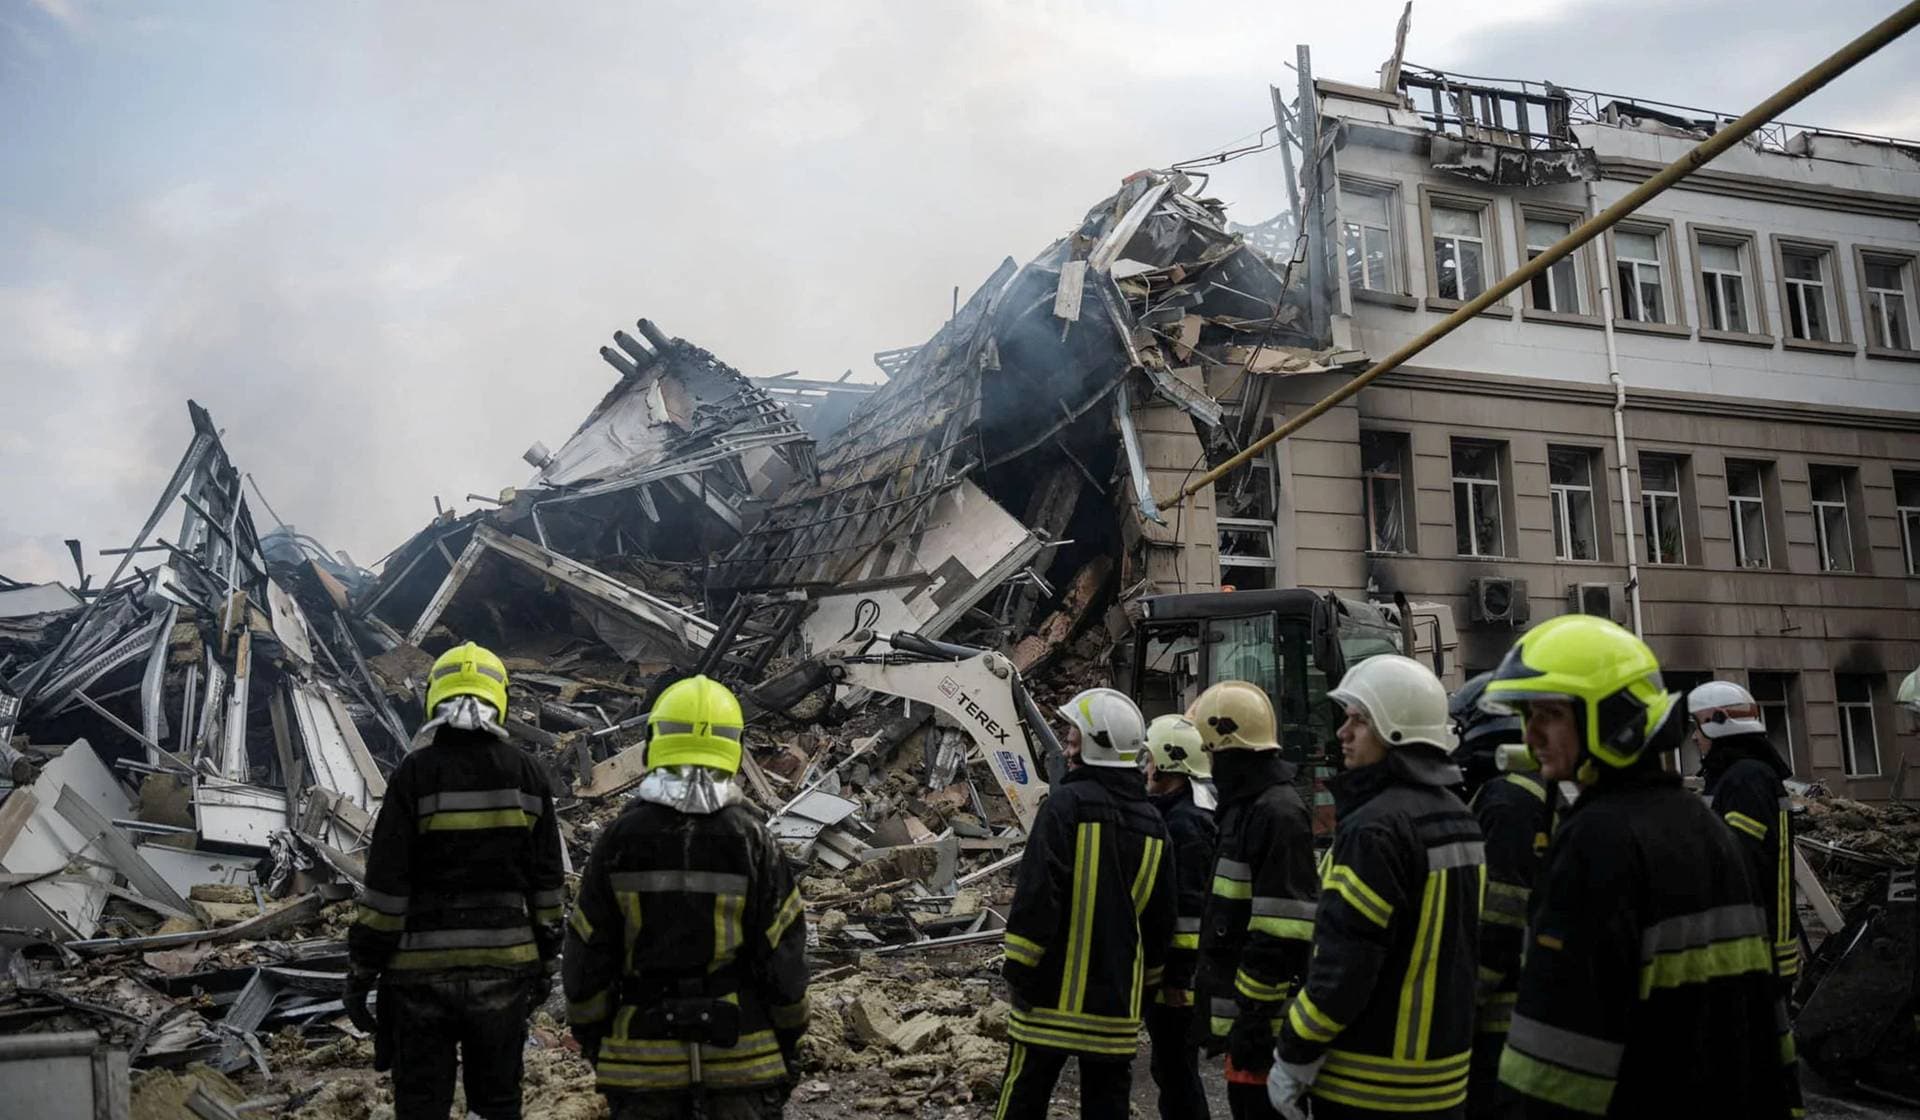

{"left": 572, "top": 1027, "right": 605, "bottom": 1066}
{"left": 344, "top": 970, "right": 379, "bottom": 1035}
{"left": 1228, "top": 1013, "right": 1276, "bottom": 1073}
{"left": 525, "top": 965, "right": 556, "bottom": 1013}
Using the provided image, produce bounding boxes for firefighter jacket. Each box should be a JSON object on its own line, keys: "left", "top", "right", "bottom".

{"left": 1703, "top": 734, "right": 1799, "bottom": 983}
{"left": 1470, "top": 771, "right": 1557, "bottom": 1040}
{"left": 1195, "top": 750, "right": 1317, "bottom": 1044}
{"left": 562, "top": 783, "right": 808, "bottom": 1095}
{"left": 348, "top": 726, "right": 565, "bottom": 979}
{"left": 1276, "top": 747, "right": 1484, "bottom": 1115}
{"left": 1498, "top": 757, "right": 1803, "bottom": 1118}
{"left": 1151, "top": 782, "right": 1218, "bottom": 1005}
{"left": 1002, "top": 764, "right": 1175, "bottom": 1057}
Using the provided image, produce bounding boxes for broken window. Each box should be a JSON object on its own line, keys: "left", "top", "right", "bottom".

{"left": 1218, "top": 445, "right": 1278, "bottom": 590}
{"left": 1727, "top": 460, "right": 1771, "bottom": 569}
{"left": 1614, "top": 228, "right": 1669, "bottom": 323}
{"left": 1749, "top": 672, "right": 1797, "bottom": 775}
{"left": 1864, "top": 254, "right": 1916, "bottom": 351}
{"left": 1451, "top": 440, "right": 1505, "bottom": 557}
{"left": 1810, "top": 464, "right": 1856, "bottom": 573}
{"left": 1897, "top": 471, "right": 1920, "bottom": 576}
{"left": 1525, "top": 217, "right": 1581, "bottom": 314}
{"left": 1639, "top": 453, "right": 1686, "bottom": 565}
{"left": 1432, "top": 205, "right": 1488, "bottom": 301}
{"left": 1698, "top": 239, "right": 1753, "bottom": 334}
{"left": 1342, "top": 184, "right": 1399, "bottom": 294}
{"left": 1362, "top": 431, "right": 1411, "bottom": 553}
{"left": 1135, "top": 620, "right": 1203, "bottom": 719}
{"left": 1548, "top": 446, "right": 1598, "bottom": 561}
{"left": 1782, "top": 245, "right": 1838, "bottom": 342}
{"left": 1836, "top": 674, "right": 1880, "bottom": 777}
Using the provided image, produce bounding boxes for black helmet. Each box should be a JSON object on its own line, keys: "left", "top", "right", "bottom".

{"left": 1451, "top": 671, "right": 1521, "bottom": 753}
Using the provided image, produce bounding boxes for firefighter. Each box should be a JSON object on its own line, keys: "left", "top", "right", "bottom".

{"left": 1689, "top": 681, "right": 1800, "bottom": 993}
{"left": 563, "top": 675, "right": 808, "bottom": 1120}
{"left": 1482, "top": 616, "right": 1801, "bottom": 1118}
{"left": 1266, "top": 655, "right": 1483, "bottom": 1120}
{"left": 1189, "top": 680, "right": 1318, "bottom": 1120}
{"left": 346, "top": 642, "right": 566, "bottom": 1120}
{"left": 997, "top": 687, "right": 1175, "bottom": 1120}
{"left": 1451, "top": 672, "right": 1558, "bottom": 1119}
{"left": 1144, "top": 713, "right": 1221, "bottom": 1120}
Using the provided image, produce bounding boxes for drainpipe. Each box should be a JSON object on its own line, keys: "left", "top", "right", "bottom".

{"left": 1588, "top": 180, "right": 1645, "bottom": 637}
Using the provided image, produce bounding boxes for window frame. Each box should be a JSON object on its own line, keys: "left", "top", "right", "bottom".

{"left": 1894, "top": 469, "right": 1920, "bottom": 577}
{"left": 1639, "top": 452, "right": 1688, "bottom": 566}
{"left": 1451, "top": 438, "right": 1508, "bottom": 559}
{"left": 1548, "top": 445, "right": 1601, "bottom": 562}
{"left": 1515, "top": 203, "right": 1599, "bottom": 324}
{"left": 1339, "top": 175, "right": 1408, "bottom": 305}
{"left": 1770, "top": 235, "right": 1856, "bottom": 353}
{"left": 1686, "top": 223, "right": 1771, "bottom": 344}
{"left": 1361, "top": 429, "right": 1414, "bottom": 555}
{"left": 1606, "top": 219, "right": 1688, "bottom": 335}
{"left": 1747, "top": 672, "right": 1798, "bottom": 776}
{"left": 1217, "top": 443, "right": 1280, "bottom": 588}
{"left": 1853, "top": 246, "right": 1920, "bottom": 359}
{"left": 1418, "top": 186, "right": 1510, "bottom": 315}
{"left": 1725, "top": 459, "right": 1772, "bottom": 570}
{"left": 1808, "top": 464, "right": 1858, "bottom": 574}
{"left": 1835, "top": 674, "right": 1880, "bottom": 778}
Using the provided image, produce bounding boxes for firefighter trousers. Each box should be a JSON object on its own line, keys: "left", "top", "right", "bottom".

{"left": 994, "top": 1041, "right": 1133, "bottom": 1120}
{"left": 1224, "top": 1055, "right": 1279, "bottom": 1120}
{"left": 608, "top": 1088, "right": 788, "bottom": 1119}
{"left": 386, "top": 972, "right": 531, "bottom": 1120}
{"left": 1146, "top": 1003, "right": 1210, "bottom": 1120}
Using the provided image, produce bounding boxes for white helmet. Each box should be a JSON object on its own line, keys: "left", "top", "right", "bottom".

{"left": 1327, "top": 655, "right": 1457, "bottom": 753}
{"left": 1059, "top": 688, "right": 1147, "bottom": 769}
{"left": 1686, "top": 681, "right": 1766, "bottom": 740}
{"left": 1899, "top": 668, "right": 1920, "bottom": 717}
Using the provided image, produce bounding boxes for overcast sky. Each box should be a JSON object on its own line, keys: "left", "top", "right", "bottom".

{"left": 4, "top": 0, "right": 1916, "bottom": 584}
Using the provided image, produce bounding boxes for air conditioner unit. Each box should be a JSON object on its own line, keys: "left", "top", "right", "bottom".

{"left": 1568, "top": 582, "right": 1611, "bottom": 619}
{"left": 1468, "top": 577, "right": 1530, "bottom": 625}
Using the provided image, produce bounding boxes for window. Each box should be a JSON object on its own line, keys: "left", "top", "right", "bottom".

{"left": 1782, "top": 248, "right": 1836, "bottom": 341}
{"left": 1698, "top": 240, "right": 1755, "bottom": 334}
{"left": 1749, "top": 673, "right": 1797, "bottom": 775}
{"left": 1549, "top": 447, "right": 1599, "bottom": 561}
{"left": 1433, "top": 205, "right": 1488, "bottom": 302}
{"left": 1836, "top": 674, "right": 1880, "bottom": 777}
{"left": 1452, "top": 441, "right": 1506, "bottom": 557}
{"left": 1809, "top": 465, "right": 1856, "bottom": 573}
{"left": 1342, "top": 184, "right": 1399, "bottom": 295}
{"left": 1362, "top": 431, "right": 1411, "bottom": 553}
{"left": 1639, "top": 453, "right": 1686, "bottom": 565}
{"left": 1218, "top": 443, "right": 1278, "bottom": 590}
{"left": 1526, "top": 217, "right": 1581, "bottom": 313}
{"left": 1614, "top": 228, "right": 1671, "bottom": 323}
{"left": 1726, "top": 460, "right": 1770, "bottom": 569}
{"left": 1896, "top": 471, "right": 1920, "bottom": 576}
{"left": 1863, "top": 253, "right": 1916, "bottom": 351}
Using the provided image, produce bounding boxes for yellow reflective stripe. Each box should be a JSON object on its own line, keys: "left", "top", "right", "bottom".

{"left": 1288, "top": 990, "right": 1343, "bottom": 1043}
{"left": 569, "top": 990, "right": 611, "bottom": 1024}
{"left": 354, "top": 905, "right": 406, "bottom": 931}
{"left": 1326, "top": 865, "right": 1393, "bottom": 928}
{"left": 1322, "top": 1047, "right": 1469, "bottom": 1083}
{"left": 417, "top": 808, "right": 533, "bottom": 832}
{"left": 1235, "top": 969, "right": 1290, "bottom": 1002}
{"left": 770, "top": 997, "right": 810, "bottom": 1030}
{"left": 1724, "top": 811, "right": 1767, "bottom": 841}
{"left": 1248, "top": 915, "right": 1315, "bottom": 940}
{"left": 1313, "top": 1074, "right": 1467, "bottom": 1111}
{"left": 1312, "top": 1050, "right": 1471, "bottom": 1109}
{"left": 569, "top": 904, "right": 594, "bottom": 941}
{"left": 1504, "top": 773, "right": 1547, "bottom": 802}
{"left": 995, "top": 1042, "right": 1027, "bottom": 1120}
{"left": 1498, "top": 1047, "right": 1614, "bottom": 1116}
{"left": 1058, "top": 822, "right": 1100, "bottom": 1012}
{"left": 1007, "top": 1020, "right": 1140, "bottom": 1057}
{"left": 1775, "top": 807, "right": 1794, "bottom": 966}
{"left": 1131, "top": 837, "right": 1164, "bottom": 915}
{"left": 386, "top": 943, "right": 541, "bottom": 970}
{"left": 1394, "top": 869, "right": 1447, "bottom": 1060}
{"left": 713, "top": 892, "right": 745, "bottom": 968}
{"left": 1144, "top": 966, "right": 1165, "bottom": 988}
{"left": 1005, "top": 932, "right": 1045, "bottom": 967}
{"left": 615, "top": 890, "right": 644, "bottom": 974}
{"left": 1212, "top": 875, "right": 1253, "bottom": 900}
{"left": 766, "top": 887, "right": 803, "bottom": 948}
{"left": 1171, "top": 931, "right": 1200, "bottom": 950}
{"left": 533, "top": 906, "right": 563, "bottom": 926}
{"left": 1638, "top": 936, "right": 1771, "bottom": 998}
{"left": 1483, "top": 909, "right": 1527, "bottom": 929}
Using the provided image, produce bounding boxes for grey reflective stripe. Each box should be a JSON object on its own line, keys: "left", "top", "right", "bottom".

{"left": 1484, "top": 883, "right": 1529, "bottom": 915}
{"left": 1216, "top": 858, "right": 1253, "bottom": 881}
{"left": 1507, "top": 1014, "right": 1624, "bottom": 1078}
{"left": 1251, "top": 897, "right": 1317, "bottom": 920}
{"left": 474, "top": 664, "right": 506, "bottom": 682}
{"left": 529, "top": 889, "right": 565, "bottom": 909}
{"left": 398, "top": 926, "right": 536, "bottom": 950}
{"left": 612, "top": 870, "right": 750, "bottom": 895}
{"left": 431, "top": 664, "right": 462, "bottom": 679}
{"left": 416, "top": 789, "right": 544, "bottom": 816}
{"left": 1210, "top": 998, "right": 1239, "bottom": 1019}
{"left": 1175, "top": 917, "right": 1203, "bottom": 933}
{"left": 651, "top": 720, "right": 743, "bottom": 741}
{"left": 1427, "top": 840, "right": 1486, "bottom": 871}
{"left": 1777, "top": 796, "right": 1792, "bottom": 810}
{"left": 1640, "top": 904, "right": 1766, "bottom": 959}
{"left": 359, "top": 888, "right": 409, "bottom": 915}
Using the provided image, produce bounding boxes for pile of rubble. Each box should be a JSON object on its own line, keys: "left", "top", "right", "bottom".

{"left": 1795, "top": 793, "right": 1920, "bottom": 913}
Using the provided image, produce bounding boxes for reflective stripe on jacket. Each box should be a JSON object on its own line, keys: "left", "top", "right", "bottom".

{"left": 1151, "top": 783, "right": 1218, "bottom": 1005}
{"left": 1702, "top": 735, "right": 1799, "bottom": 982}
{"left": 1471, "top": 771, "right": 1556, "bottom": 1039}
{"left": 1002, "top": 765, "right": 1175, "bottom": 1057}
{"left": 1277, "top": 749, "right": 1484, "bottom": 1114}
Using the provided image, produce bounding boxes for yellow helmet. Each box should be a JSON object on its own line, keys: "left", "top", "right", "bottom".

{"left": 1145, "top": 714, "right": 1211, "bottom": 778}
{"left": 647, "top": 675, "right": 745, "bottom": 774}
{"left": 1187, "top": 680, "right": 1280, "bottom": 752}
{"left": 1482, "top": 615, "right": 1674, "bottom": 769}
{"left": 425, "top": 641, "right": 509, "bottom": 717}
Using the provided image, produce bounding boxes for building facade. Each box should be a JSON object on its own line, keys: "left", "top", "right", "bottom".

{"left": 1239, "top": 67, "right": 1920, "bottom": 797}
